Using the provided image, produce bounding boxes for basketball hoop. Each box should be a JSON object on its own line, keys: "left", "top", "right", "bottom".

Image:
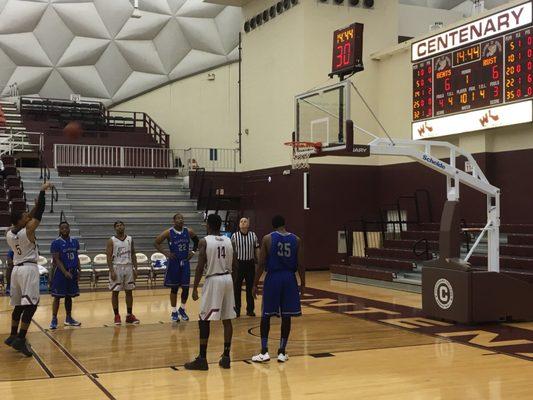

{"left": 284, "top": 141, "right": 322, "bottom": 170}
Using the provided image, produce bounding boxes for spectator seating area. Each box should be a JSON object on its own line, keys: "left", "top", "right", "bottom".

{"left": 0, "top": 155, "right": 26, "bottom": 227}
{"left": 0, "top": 252, "right": 171, "bottom": 294}
{"left": 20, "top": 97, "right": 169, "bottom": 147}
{"left": 22, "top": 97, "right": 116, "bottom": 132}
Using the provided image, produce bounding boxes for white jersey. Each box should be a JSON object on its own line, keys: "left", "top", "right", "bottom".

{"left": 111, "top": 235, "right": 133, "bottom": 265}
{"left": 205, "top": 235, "right": 233, "bottom": 277}
{"left": 6, "top": 227, "right": 39, "bottom": 265}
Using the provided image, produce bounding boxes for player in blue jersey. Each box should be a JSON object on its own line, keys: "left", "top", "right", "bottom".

{"left": 155, "top": 213, "right": 199, "bottom": 322}
{"left": 49, "top": 222, "right": 82, "bottom": 329}
{"left": 251, "top": 215, "right": 305, "bottom": 363}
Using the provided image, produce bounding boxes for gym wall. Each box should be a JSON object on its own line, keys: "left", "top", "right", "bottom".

{"left": 111, "top": 62, "right": 240, "bottom": 151}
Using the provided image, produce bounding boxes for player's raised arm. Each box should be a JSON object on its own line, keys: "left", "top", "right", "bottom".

{"left": 296, "top": 236, "right": 305, "bottom": 297}
{"left": 106, "top": 238, "right": 116, "bottom": 281}
{"left": 191, "top": 238, "right": 207, "bottom": 301}
{"left": 253, "top": 234, "right": 270, "bottom": 299}
{"left": 26, "top": 182, "right": 53, "bottom": 241}
{"left": 154, "top": 229, "right": 173, "bottom": 259}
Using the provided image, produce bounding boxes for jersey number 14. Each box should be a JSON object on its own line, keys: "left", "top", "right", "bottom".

{"left": 217, "top": 246, "right": 226, "bottom": 259}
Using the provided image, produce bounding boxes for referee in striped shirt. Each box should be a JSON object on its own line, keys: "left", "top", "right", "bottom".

{"left": 232, "top": 218, "right": 260, "bottom": 317}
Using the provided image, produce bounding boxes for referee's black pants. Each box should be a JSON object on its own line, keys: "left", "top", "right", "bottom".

{"left": 234, "top": 260, "right": 255, "bottom": 314}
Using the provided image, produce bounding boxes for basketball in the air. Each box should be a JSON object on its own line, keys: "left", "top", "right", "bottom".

{"left": 63, "top": 121, "right": 83, "bottom": 139}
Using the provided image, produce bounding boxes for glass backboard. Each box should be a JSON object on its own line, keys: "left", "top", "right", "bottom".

{"left": 294, "top": 80, "right": 350, "bottom": 148}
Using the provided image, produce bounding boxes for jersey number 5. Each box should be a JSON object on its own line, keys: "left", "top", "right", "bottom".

{"left": 15, "top": 244, "right": 21, "bottom": 255}
{"left": 277, "top": 242, "right": 291, "bottom": 257}
{"left": 217, "top": 246, "right": 226, "bottom": 259}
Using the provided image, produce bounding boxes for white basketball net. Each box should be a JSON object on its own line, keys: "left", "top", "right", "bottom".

{"left": 290, "top": 146, "right": 317, "bottom": 170}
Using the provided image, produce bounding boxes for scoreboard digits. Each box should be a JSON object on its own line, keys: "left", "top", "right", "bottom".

{"left": 505, "top": 27, "right": 533, "bottom": 102}
{"left": 412, "top": 60, "right": 432, "bottom": 120}
{"left": 412, "top": 1, "right": 533, "bottom": 123}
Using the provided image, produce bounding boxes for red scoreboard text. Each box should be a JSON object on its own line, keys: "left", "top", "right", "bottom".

{"left": 331, "top": 23, "right": 364, "bottom": 78}
{"left": 413, "top": 26, "right": 533, "bottom": 121}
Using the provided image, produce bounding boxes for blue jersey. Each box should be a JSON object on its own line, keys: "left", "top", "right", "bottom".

{"left": 169, "top": 227, "right": 190, "bottom": 261}
{"left": 7, "top": 249, "right": 13, "bottom": 260}
{"left": 50, "top": 237, "right": 80, "bottom": 271}
{"left": 266, "top": 231, "right": 298, "bottom": 273}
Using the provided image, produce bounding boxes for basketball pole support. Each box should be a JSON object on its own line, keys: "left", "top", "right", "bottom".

{"left": 321, "top": 121, "right": 501, "bottom": 272}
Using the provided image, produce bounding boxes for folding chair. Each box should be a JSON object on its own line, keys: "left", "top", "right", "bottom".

{"left": 93, "top": 254, "right": 109, "bottom": 288}
{"left": 78, "top": 254, "right": 94, "bottom": 289}
{"left": 151, "top": 252, "right": 168, "bottom": 285}
{"left": 136, "top": 253, "right": 152, "bottom": 287}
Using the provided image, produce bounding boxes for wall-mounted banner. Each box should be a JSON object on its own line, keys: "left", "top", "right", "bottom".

{"left": 412, "top": 1, "right": 532, "bottom": 61}
{"left": 412, "top": 100, "right": 533, "bottom": 140}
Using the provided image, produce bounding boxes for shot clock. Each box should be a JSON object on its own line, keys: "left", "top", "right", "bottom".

{"left": 330, "top": 23, "right": 364, "bottom": 79}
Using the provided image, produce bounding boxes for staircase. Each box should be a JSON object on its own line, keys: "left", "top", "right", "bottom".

{"left": 331, "top": 219, "right": 533, "bottom": 292}
{"left": 0, "top": 169, "right": 205, "bottom": 262}
{"left": 0, "top": 100, "right": 35, "bottom": 156}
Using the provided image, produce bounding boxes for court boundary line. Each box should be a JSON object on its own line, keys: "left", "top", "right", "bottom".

{"left": 32, "top": 319, "right": 117, "bottom": 400}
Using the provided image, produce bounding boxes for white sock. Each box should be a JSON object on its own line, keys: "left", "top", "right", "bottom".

{"left": 171, "top": 307, "right": 177, "bottom": 313}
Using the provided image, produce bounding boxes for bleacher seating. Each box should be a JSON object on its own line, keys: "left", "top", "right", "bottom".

{"left": 0, "top": 156, "right": 27, "bottom": 227}
{"left": 20, "top": 97, "right": 170, "bottom": 171}
{"left": 21, "top": 97, "right": 107, "bottom": 131}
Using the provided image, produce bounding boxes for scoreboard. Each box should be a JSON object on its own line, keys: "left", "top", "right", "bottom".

{"left": 411, "top": 1, "right": 533, "bottom": 139}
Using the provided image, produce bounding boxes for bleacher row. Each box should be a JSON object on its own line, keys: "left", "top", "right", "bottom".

{"left": 21, "top": 97, "right": 109, "bottom": 131}
{"left": 0, "top": 252, "right": 173, "bottom": 294}
{"left": 0, "top": 155, "right": 26, "bottom": 227}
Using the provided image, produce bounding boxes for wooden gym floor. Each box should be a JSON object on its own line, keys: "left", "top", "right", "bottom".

{"left": 2, "top": 271, "right": 533, "bottom": 399}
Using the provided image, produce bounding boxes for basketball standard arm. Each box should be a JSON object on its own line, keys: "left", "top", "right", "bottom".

{"left": 321, "top": 130, "right": 501, "bottom": 272}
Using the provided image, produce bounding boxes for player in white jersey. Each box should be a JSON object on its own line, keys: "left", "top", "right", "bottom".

{"left": 4, "top": 182, "right": 54, "bottom": 357}
{"left": 105, "top": 221, "right": 139, "bottom": 325}
{"left": 185, "top": 214, "right": 237, "bottom": 371}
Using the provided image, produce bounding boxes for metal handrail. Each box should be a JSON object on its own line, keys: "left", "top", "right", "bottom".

{"left": 413, "top": 238, "right": 430, "bottom": 259}
{"left": 464, "top": 220, "right": 492, "bottom": 262}
{"left": 50, "top": 186, "right": 59, "bottom": 214}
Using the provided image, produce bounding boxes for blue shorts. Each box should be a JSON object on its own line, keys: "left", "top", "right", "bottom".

{"left": 164, "top": 259, "right": 190, "bottom": 288}
{"left": 262, "top": 271, "right": 301, "bottom": 318}
{"left": 50, "top": 268, "right": 79, "bottom": 298}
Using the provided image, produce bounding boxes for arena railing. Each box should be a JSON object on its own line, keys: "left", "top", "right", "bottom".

{"left": 54, "top": 144, "right": 175, "bottom": 170}
{"left": 182, "top": 147, "right": 238, "bottom": 173}
{"left": 54, "top": 144, "right": 238, "bottom": 174}
{"left": 0, "top": 131, "right": 43, "bottom": 157}
{"left": 105, "top": 110, "right": 169, "bottom": 148}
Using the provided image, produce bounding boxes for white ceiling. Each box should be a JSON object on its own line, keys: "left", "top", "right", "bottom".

{"left": 0, "top": 0, "right": 243, "bottom": 105}
{"left": 400, "top": 0, "right": 513, "bottom": 13}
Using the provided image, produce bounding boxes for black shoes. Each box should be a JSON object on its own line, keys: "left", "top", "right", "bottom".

{"left": 184, "top": 357, "right": 208, "bottom": 371}
{"left": 219, "top": 355, "right": 231, "bottom": 369}
{"left": 11, "top": 337, "right": 33, "bottom": 357}
{"left": 4, "top": 335, "right": 16, "bottom": 347}
{"left": 246, "top": 311, "right": 256, "bottom": 317}
{"left": 184, "top": 356, "right": 231, "bottom": 370}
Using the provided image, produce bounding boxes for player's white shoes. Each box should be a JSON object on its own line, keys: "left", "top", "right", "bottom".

{"left": 251, "top": 352, "right": 271, "bottom": 363}
{"left": 277, "top": 353, "right": 289, "bottom": 363}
